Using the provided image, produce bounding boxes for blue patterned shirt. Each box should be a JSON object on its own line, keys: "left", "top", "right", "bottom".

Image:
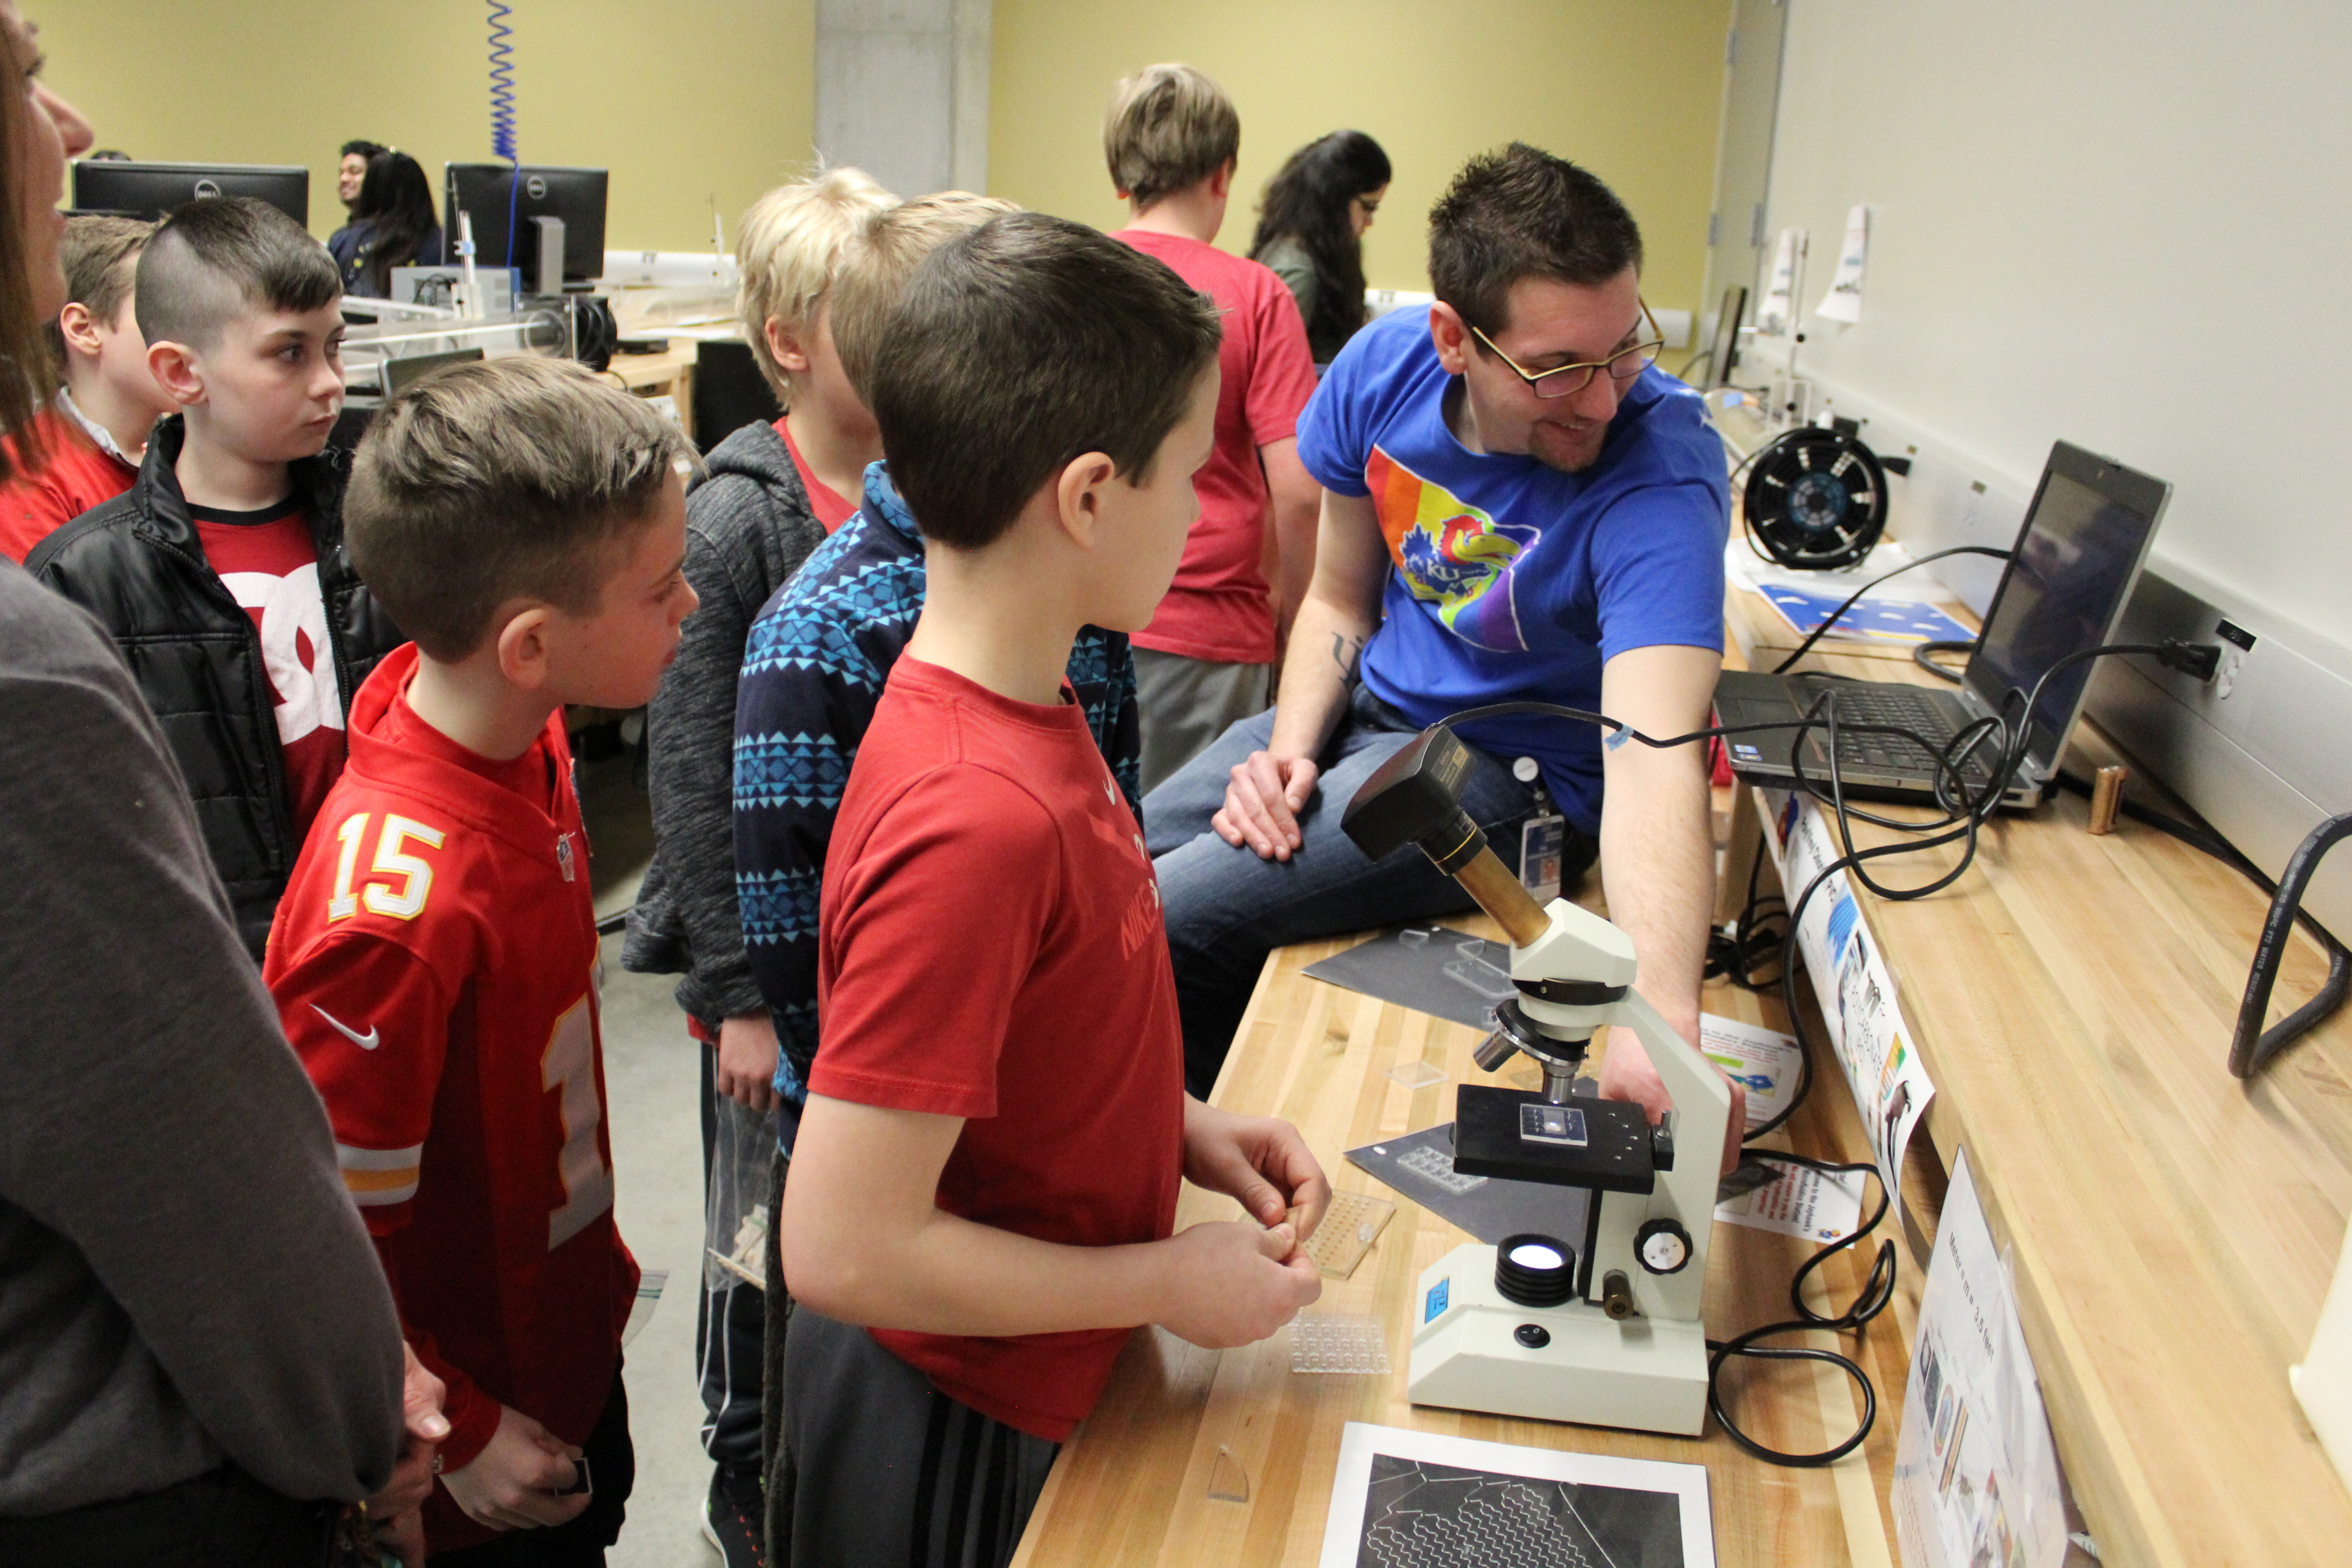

{"left": 732, "top": 462, "right": 1142, "bottom": 1115}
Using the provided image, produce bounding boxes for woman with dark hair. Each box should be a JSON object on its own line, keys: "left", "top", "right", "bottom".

{"left": 0, "top": 6, "right": 443, "bottom": 1560}
{"left": 1249, "top": 129, "right": 1392, "bottom": 366}
{"left": 341, "top": 148, "right": 444, "bottom": 297}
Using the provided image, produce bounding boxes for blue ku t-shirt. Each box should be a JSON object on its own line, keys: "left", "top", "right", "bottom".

{"left": 1297, "top": 306, "right": 1729, "bottom": 832}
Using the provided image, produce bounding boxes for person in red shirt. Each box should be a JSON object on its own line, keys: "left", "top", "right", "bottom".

{"left": 0, "top": 214, "right": 174, "bottom": 562}
{"left": 1104, "top": 63, "right": 1325, "bottom": 793}
{"left": 270, "top": 357, "right": 701, "bottom": 1562}
{"left": 775, "top": 212, "right": 1330, "bottom": 1568}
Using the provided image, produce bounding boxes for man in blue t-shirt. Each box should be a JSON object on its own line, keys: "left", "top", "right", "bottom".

{"left": 1147, "top": 144, "right": 1743, "bottom": 1157}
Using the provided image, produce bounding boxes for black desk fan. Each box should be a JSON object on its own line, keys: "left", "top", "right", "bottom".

{"left": 1742, "top": 425, "right": 1891, "bottom": 571}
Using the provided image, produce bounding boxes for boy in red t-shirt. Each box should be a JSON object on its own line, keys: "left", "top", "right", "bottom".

{"left": 27, "top": 196, "right": 404, "bottom": 958}
{"left": 269, "top": 358, "right": 700, "bottom": 1561}
{"left": 1104, "top": 63, "right": 1324, "bottom": 792}
{"left": 0, "top": 215, "right": 174, "bottom": 562}
{"left": 776, "top": 211, "right": 1330, "bottom": 1568}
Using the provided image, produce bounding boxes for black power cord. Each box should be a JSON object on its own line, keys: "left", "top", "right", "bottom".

{"left": 1706, "top": 1150, "right": 1898, "bottom": 1466}
{"left": 1911, "top": 639, "right": 1972, "bottom": 683}
{"left": 2230, "top": 813, "right": 2352, "bottom": 1078}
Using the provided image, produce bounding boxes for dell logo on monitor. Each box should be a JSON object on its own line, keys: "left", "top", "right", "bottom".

{"left": 525, "top": 175, "right": 547, "bottom": 201}
{"left": 192, "top": 179, "right": 222, "bottom": 199}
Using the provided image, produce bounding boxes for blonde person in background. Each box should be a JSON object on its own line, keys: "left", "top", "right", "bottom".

{"left": 617, "top": 164, "right": 895, "bottom": 1568}
{"left": 1104, "top": 63, "right": 1324, "bottom": 795}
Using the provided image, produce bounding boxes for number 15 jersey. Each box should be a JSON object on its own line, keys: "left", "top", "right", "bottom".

{"left": 265, "top": 643, "right": 637, "bottom": 1514}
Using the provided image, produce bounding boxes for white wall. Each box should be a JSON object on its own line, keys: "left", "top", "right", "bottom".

{"left": 1756, "top": 0, "right": 2352, "bottom": 651}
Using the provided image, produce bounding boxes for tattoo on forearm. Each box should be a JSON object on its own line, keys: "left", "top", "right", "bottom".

{"left": 1332, "top": 632, "right": 1366, "bottom": 689}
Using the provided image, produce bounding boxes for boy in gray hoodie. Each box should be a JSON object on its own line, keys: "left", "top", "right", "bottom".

{"left": 620, "top": 166, "right": 892, "bottom": 1564}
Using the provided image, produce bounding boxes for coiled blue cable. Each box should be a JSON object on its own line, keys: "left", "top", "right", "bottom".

{"left": 488, "top": 2, "right": 521, "bottom": 273}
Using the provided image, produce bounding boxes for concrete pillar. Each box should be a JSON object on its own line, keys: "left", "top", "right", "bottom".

{"left": 814, "top": 0, "right": 991, "bottom": 199}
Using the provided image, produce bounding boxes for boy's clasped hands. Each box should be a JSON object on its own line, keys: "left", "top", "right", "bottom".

{"left": 1163, "top": 1098, "right": 1331, "bottom": 1348}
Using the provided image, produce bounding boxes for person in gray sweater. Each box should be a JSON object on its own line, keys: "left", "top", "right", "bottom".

{"left": 620, "top": 412, "right": 826, "bottom": 1548}
{"left": 0, "top": 563, "right": 418, "bottom": 1558}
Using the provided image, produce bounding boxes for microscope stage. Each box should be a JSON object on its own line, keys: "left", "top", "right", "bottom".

{"left": 1453, "top": 1084, "right": 1657, "bottom": 1194}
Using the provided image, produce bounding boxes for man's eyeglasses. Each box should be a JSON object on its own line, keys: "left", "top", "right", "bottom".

{"left": 1469, "top": 303, "right": 1666, "bottom": 398}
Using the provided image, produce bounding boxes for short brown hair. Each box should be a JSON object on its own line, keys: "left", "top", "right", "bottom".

{"left": 47, "top": 216, "right": 155, "bottom": 367}
{"left": 828, "top": 191, "right": 1016, "bottom": 408}
{"left": 64, "top": 216, "right": 154, "bottom": 330}
{"left": 346, "top": 358, "right": 698, "bottom": 659}
{"left": 868, "top": 212, "right": 1221, "bottom": 552}
{"left": 1103, "top": 64, "right": 1240, "bottom": 210}
{"left": 1427, "top": 144, "right": 1644, "bottom": 337}
{"left": 136, "top": 196, "right": 342, "bottom": 351}
{"left": 735, "top": 168, "right": 897, "bottom": 406}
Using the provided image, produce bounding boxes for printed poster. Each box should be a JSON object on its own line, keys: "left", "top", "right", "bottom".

{"left": 1763, "top": 788, "right": 1936, "bottom": 1201}
{"left": 1893, "top": 1150, "right": 2066, "bottom": 1568}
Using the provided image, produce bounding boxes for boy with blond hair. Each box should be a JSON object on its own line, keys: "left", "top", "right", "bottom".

{"left": 29, "top": 196, "right": 402, "bottom": 958}
{"left": 269, "top": 357, "right": 701, "bottom": 1561}
{"left": 617, "top": 165, "right": 892, "bottom": 1562}
{"left": 0, "top": 215, "right": 175, "bottom": 561}
{"left": 772, "top": 210, "right": 1327, "bottom": 1568}
{"left": 1104, "top": 63, "right": 1323, "bottom": 794}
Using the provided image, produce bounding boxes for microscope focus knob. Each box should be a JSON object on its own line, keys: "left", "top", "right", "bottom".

{"left": 1634, "top": 1218, "right": 1692, "bottom": 1275}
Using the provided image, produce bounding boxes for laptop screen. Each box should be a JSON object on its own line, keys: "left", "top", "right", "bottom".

{"left": 1963, "top": 443, "right": 2170, "bottom": 775}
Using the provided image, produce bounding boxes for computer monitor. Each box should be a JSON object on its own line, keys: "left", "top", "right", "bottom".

{"left": 1699, "top": 284, "right": 1747, "bottom": 389}
{"left": 71, "top": 160, "right": 308, "bottom": 225}
{"left": 1964, "top": 441, "right": 2172, "bottom": 775}
{"left": 444, "top": 164, "right": 608, "bottom": 287}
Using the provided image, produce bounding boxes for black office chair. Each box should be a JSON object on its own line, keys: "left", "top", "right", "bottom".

{"left": 692, "top": 338, "right": 783, "bottom": 455}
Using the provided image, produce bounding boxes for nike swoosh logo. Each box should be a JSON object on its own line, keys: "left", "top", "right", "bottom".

{"left": 312, "top": 1004, "right": 381, "bottom": 1051}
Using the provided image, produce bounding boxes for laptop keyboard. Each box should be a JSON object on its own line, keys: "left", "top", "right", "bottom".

{"left": 1807, "top": 684, "right": 1989, "bottom": 782}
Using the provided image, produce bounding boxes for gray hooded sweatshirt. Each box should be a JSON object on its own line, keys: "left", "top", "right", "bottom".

{"left": 623, "top": 417, "right": 827, "bottom": 1028}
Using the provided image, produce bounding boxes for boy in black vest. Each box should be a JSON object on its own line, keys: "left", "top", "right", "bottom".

{"left": 29, "top": 196, "right": 401, "bottom": 959}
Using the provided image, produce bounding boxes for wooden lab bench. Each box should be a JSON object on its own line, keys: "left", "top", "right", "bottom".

{"left": 1012, "top": 580, "right": 2352, "bottom": 1565}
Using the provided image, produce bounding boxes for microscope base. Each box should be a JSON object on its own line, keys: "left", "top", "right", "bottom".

{"left": 1408, "top": 1244, "right": 1709, "bottom": 1436}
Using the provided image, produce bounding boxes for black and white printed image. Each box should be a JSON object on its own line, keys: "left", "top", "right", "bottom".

{"left": 1357, "top": 1454, "right": 1686, "bottom": 1568}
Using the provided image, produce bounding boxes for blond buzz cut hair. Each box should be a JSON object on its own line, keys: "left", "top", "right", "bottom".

{"left": 828, "top": 191, "right": 1018, "bottom": 408}
{"left": 1103, "top": 63, "right": 1240, "bottom": 211}
{"left": 734, "top": 167, "right": 898, "bottom": 407}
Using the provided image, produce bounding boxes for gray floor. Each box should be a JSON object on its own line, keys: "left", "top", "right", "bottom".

{"left": 582, "top": 745, "right": 726, "bottom": 1568}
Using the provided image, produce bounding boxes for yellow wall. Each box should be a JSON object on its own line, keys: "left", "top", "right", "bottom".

{"left": 988, "top": 0, "right": 1732, "bottom": 322}
{"left": 38, "top": 0, "right": 816, "bottom": 253}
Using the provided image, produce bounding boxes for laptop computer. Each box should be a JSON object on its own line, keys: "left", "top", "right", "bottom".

{"left": 1713, "top": 440, "right": 2172, "bottom": 809}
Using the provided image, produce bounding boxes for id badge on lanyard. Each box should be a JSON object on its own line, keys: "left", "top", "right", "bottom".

{"left": 1512, "top": 756, "right": 1565, "bottom": 905}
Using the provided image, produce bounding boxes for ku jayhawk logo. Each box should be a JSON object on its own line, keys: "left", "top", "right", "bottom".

{"left": 1366, "top": 447, "right": 1540, "bottom": 652}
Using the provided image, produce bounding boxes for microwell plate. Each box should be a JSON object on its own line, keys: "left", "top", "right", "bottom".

{"left": 1290, "top": 1313, "right": 1392, "bottom": 1375}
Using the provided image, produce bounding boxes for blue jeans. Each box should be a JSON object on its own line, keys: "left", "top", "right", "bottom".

{"left": 1146, "top": 686, "right": 1597, "bottom": 1096}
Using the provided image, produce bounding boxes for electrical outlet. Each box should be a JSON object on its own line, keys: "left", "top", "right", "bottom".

{"left": 2214, "top": 619, "right": 2257, "bottom": 699}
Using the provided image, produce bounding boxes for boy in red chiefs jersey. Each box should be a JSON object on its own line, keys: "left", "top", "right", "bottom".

{"left": 0, "top": 215, "right": 174, "bottom": 561}
{"left": 27, "top": 196, "right": 404, "bottom": 959}
{"left": 268, "top": 358, "right": 699, "bottom": 1562}
{"left": 774, "top": 212, "right": 1330, "bottom": 1568}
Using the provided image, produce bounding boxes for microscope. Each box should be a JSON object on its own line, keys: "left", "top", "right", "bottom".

{"left": 1342, "top": 725, "right": 1730, "bottom": 1436}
